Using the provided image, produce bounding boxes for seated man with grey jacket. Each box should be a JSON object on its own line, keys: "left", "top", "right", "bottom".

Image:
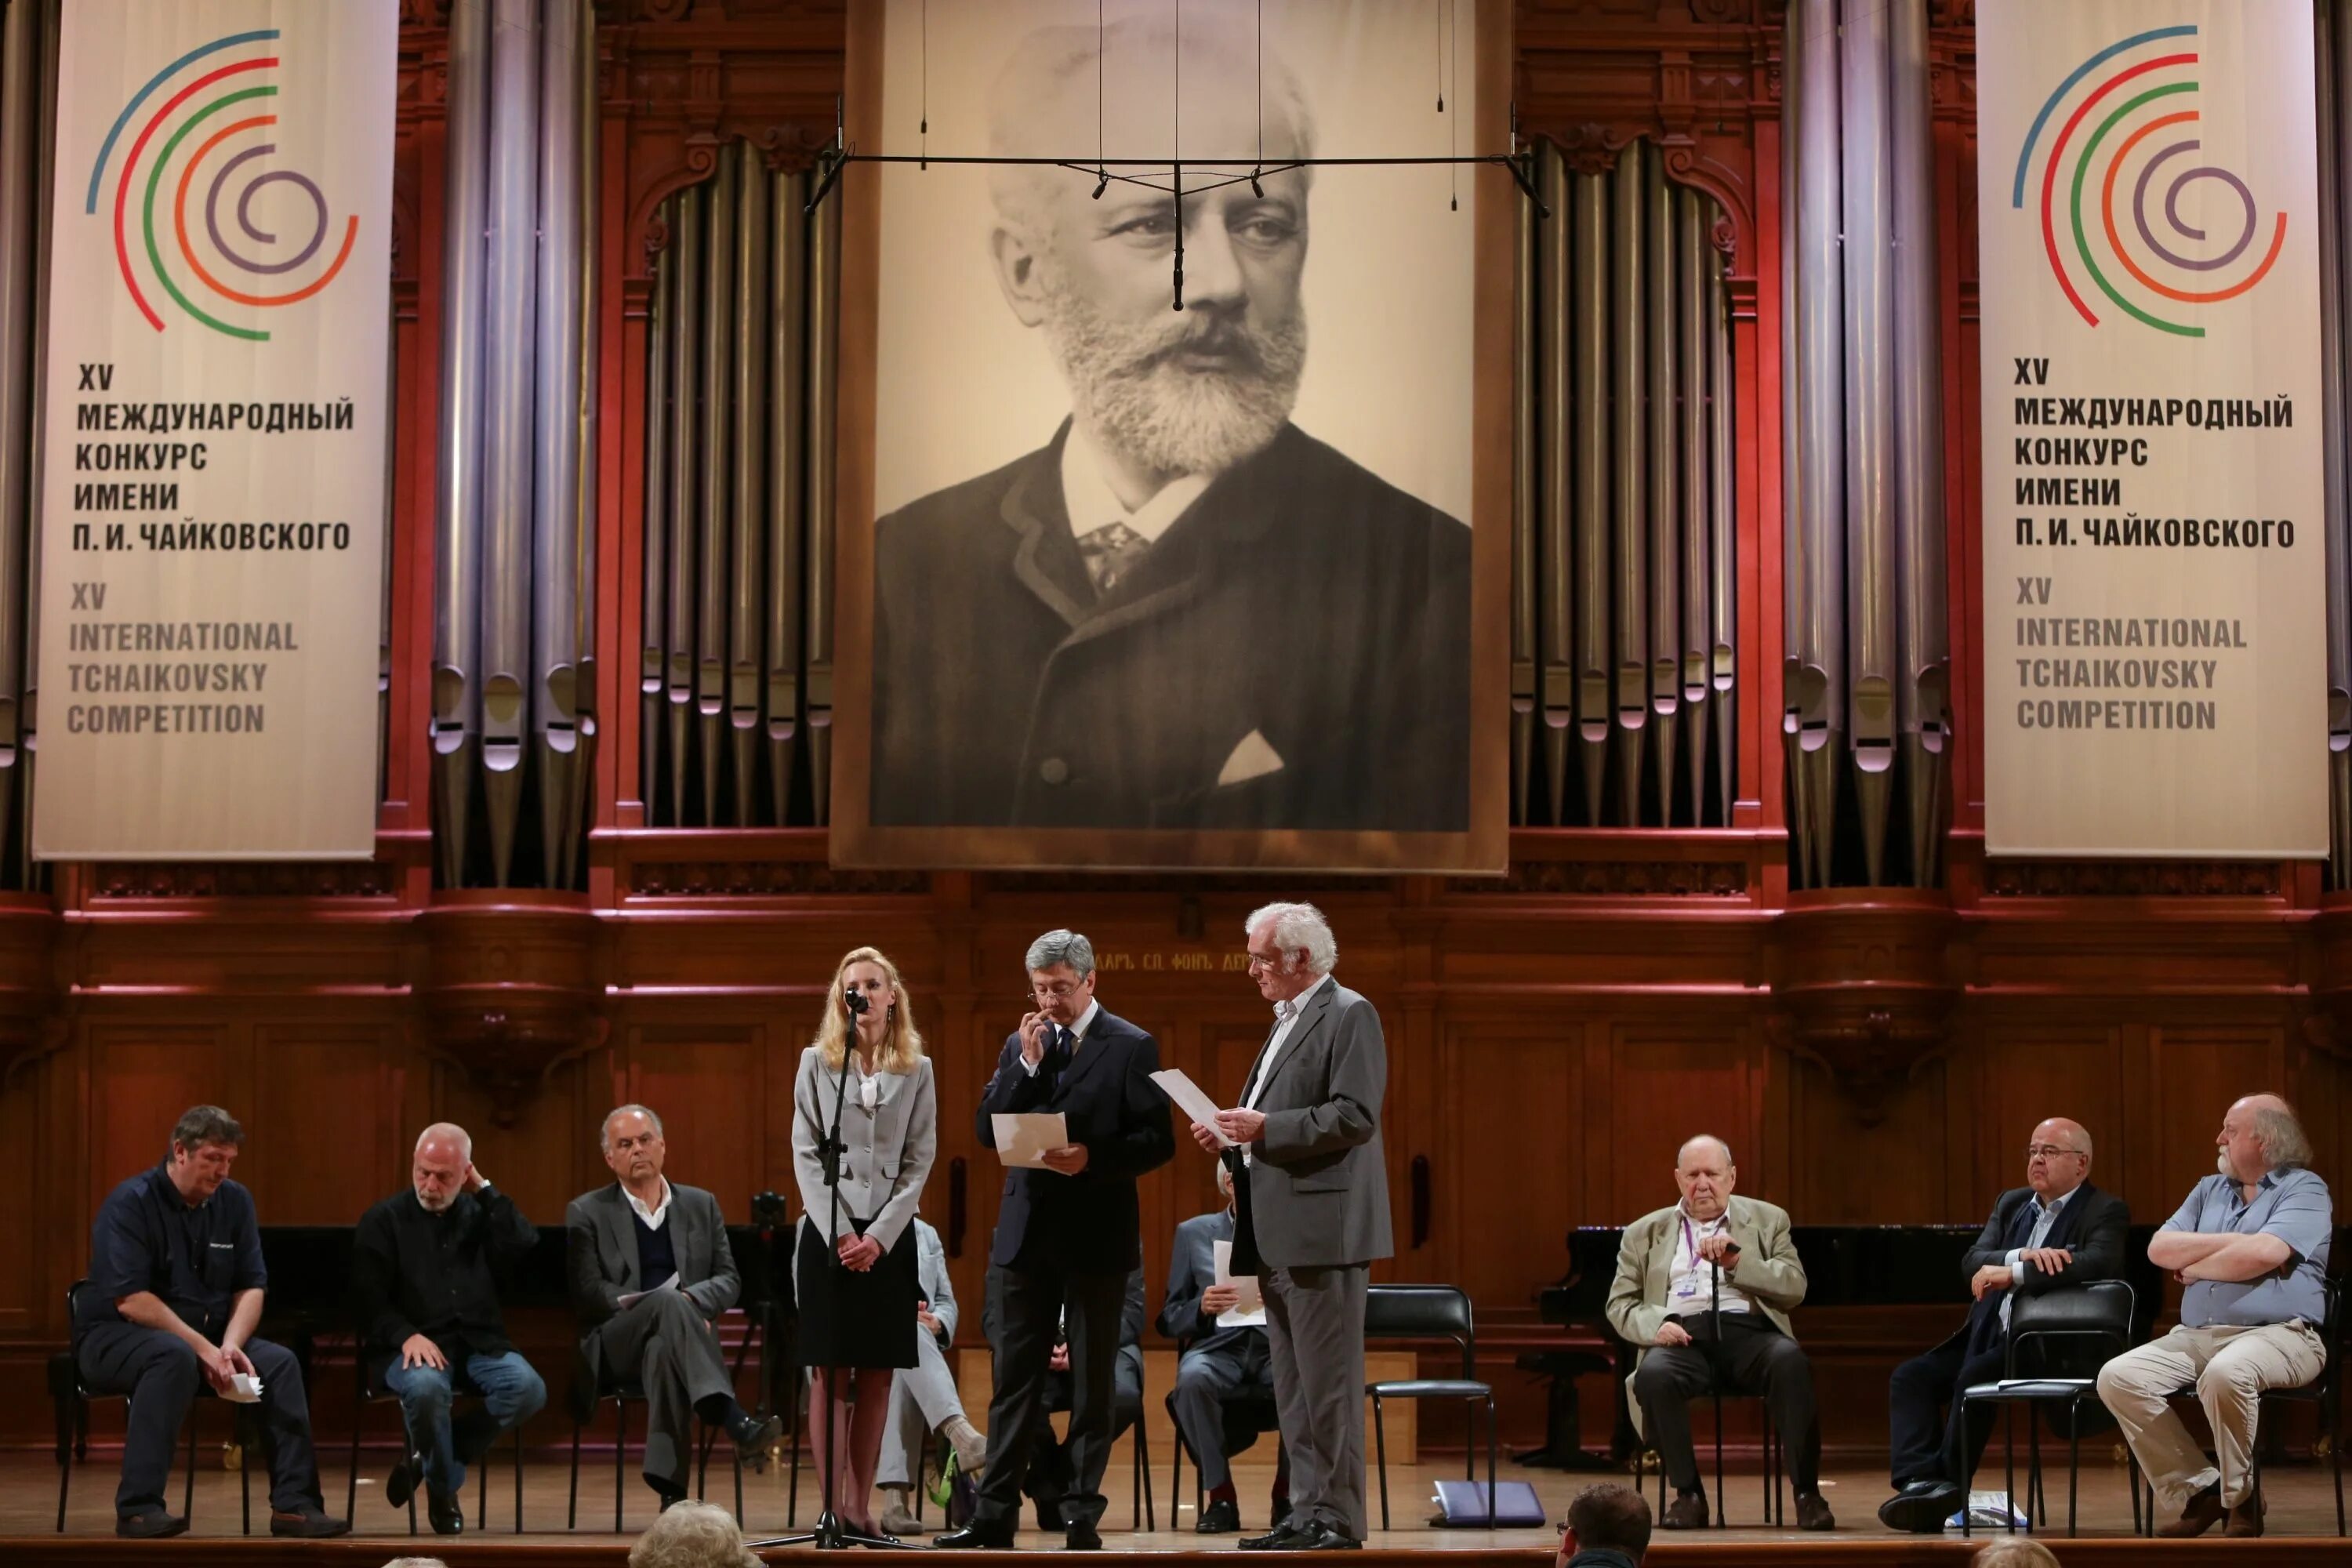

{"left": 567, "top": 1104, "right": 782, "bottom": 1508}
{"left": 873, "top": 1218, "right": 990, "bottom": 1536}
{"left": 1604, "top": 1135, "right": 1831, "bottom": 1532}
{"left": 1160, "top": 1164, "right": 1289, "bottom": 1534}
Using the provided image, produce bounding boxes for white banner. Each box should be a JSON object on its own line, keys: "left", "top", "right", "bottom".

{"left": 1977, "top": 0, "right": 2326, "bottom": 857}
{"left": 34, "top": 0, "right": 395, "bottom": 859}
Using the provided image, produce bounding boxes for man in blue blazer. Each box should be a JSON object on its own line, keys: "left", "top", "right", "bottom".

{"left": 939, "top": 930, "right": 1175, "bottom": 1550}
{"left": 1878, "top": 1118, "right": 2130, "bottom": 1533}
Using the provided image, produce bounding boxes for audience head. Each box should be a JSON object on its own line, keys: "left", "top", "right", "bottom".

{"left": 1244, "top": 902, "right": 1338, "bottom": 1005}
{"left": 1559, "top": 1483, "right": 1651, "bottom": 1563}
{"left": 1674, "top": 1135, "right": 1736, "bottom": 1222}
{"left": 412, "top": 1123, "right": 473, "bottom": 1213}
{"left": 1025, "top": 928, "right": 1100, "bottom": 1029}
{"left": 379, "top": 1559, "right": 452, "bottom": 1568}
{"left": 165, "top": 1105, "right": 244, "bottom": 1203}
{"left": 601, "top": 1105, "right": 667, "bottom": 1188}
{"left": 1216, "top": 1160, "right": 1236, "bottom": 1204}
{"left": 2025, "top": 1117, "right": 2091, "bottom": 1200}
{"left": 1968, "top": 1539, "right": 2060, "bottom": 1568}
{"left": 815, "top": 945, "right": 926, "bottom": 1073}
{"left": 2220, "top": 1093, "right": 2309, "bottom": 1183}
{"left": 628, "top": 1499, "right": 760, "bottom": 1568}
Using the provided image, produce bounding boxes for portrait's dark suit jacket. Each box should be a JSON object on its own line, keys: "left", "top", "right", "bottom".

{"left": 873, "top": 420, "right": 1472, "bottom": 832}
{"left": 1947, "top": 1181, "right": 2130, "bottom": 1365}
{"left": 976, "top": 1006, "right": 1177, "bottom": 1275}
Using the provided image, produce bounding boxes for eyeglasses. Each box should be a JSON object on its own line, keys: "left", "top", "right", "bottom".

{"left": 1245, "top": 953, "right": 1285, "bottom": 971}
{"left": 1030, "top": 981, "right": 1087, "bottom": 1001}
{"left": 2026, "top": 1145, "right": 2086, "bottom": 1160}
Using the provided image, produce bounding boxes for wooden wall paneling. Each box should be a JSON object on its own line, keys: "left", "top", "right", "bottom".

{"left": 1604, "top": 1023, "right": 1757, "bottom": 1222}
{"left": 2147, "top": 1024, "right": 2289, "bottom": 1206}
{"left": 429, "top": 1054, "right": 596, "bottom": 1225}
{"left": 1432, "top": 1022, "right": 1580, "bottom": 1310}
{"left": 85, "top": 1025, "right": 245, "bottom": 1207}
{"left": 625, "top": 1026, "right": 769, "bottom": 1218}
{"left": 249, "top": 1025, "right": 403, "bottom": 1225}
{"left": 1966, "top": 1022, "right": 2124, "bottom": 1220}
{"left": 0, "top": 1062, "right": 49, "bottom": 1330}
{"left": 1786, "top": 1053, "right": 1948, "bottom": 1222}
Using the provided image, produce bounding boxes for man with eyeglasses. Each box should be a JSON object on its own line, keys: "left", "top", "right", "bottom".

{"left": 942, "top": 930, "right": 1174, "bottom": 1550}
{"left": 1878, "top": 1118, "right": 2129, "bottom": 1534}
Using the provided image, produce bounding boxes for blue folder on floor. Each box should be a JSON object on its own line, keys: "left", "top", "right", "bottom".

{"left": 1431, "top": 1479, "right": 1547, "bottom": 1527}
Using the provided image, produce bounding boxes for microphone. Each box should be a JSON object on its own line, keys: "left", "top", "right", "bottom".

{"left": 843, "top": 987, "right": 869, "bottom": 1017}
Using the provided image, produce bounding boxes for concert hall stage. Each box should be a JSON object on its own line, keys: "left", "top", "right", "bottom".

{"left": 6, "top": 1455, "right": 2350, "bottom": 1566}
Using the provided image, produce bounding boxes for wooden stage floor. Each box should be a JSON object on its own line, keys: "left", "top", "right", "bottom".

{"left": 4, "top": 1454, "right": 2347, "bottom": 1563}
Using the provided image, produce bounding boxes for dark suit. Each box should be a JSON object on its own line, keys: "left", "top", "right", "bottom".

{"left": 564, "top": 1181, "right": 742, "bottom": 1494}
{"left": 971, "top": 1006, "right": 1175, "bottom": 1529}
{"left": 1887, "top": 1181, "right": 2130, "bottom": 1489}
{"left": 872, "top": 420, "right": 1471, "bottom": 832}
{"left": 1160, "top": 1208, "right": 1282, "bottom": 1494}
{"left": 983, "top": 1261, "right": 1147, "bottom": 1525}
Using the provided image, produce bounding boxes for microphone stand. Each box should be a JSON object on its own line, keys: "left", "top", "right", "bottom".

{"left": 753, "top": 1007, "right": 894, "bottom": 1552}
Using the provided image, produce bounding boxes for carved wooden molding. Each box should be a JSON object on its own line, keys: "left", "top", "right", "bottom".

{"left": 630, "top": 861, "right": 929, "bottom": 897}
{"left": 1766, "top": 891, "right": 1962, "bottom": 1124}
{"left": 416, "top": 896, "right": 604, "bottom": 1126}
{"left": 1984, "top": 861, "right": 2285, "bottom": 898}
{"left": 1452, "top": 859, "right": 1750, "bottom": 896}
{"left": 88, "top": 862, "right": 397, "bottom": 899}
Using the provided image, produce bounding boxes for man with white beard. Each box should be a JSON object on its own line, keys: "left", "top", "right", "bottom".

{"left": 870, "top": 14, "right": 1471, "bottom": 834}
{"left": 353, "top": 1123, "right": 546, "bottom": 1535}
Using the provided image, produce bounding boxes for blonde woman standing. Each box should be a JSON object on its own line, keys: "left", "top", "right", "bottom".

{"left": 791, "top": 947, "right": 938, "bottom": 1541}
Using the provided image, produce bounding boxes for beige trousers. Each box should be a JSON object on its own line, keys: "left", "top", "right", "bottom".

{"left": 2094, "top": 1321, "right": 2327, "bottom": 1513}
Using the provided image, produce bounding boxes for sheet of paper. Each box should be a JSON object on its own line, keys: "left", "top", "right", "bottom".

{"left": 1149, "top": 1069, "right": 1234, "bottom": 1145}
{"left": 617, "top": 1272, "right": 681, "bottom": 1311}
{"left": 1213, "top": 1238, "right": 1267, "bottom": 1327}
{"left": 992, "top": 1112, "right": 1069, "bottom": 1168}
{"left": 222, "top": 1372, "right": 263, "bottom": 1403}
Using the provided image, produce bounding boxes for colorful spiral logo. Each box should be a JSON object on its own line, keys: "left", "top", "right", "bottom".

{"left": 2010, "top": 24, "right": 2284, "bottom": 339}
{"left": 83, "top": 29, "right": 358, "bottom": 343}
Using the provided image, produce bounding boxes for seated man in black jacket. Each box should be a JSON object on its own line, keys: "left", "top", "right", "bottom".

{"left": 1878, "top": 1117, "right": 2129, "bottom": 1533}
{"left": 354, "top": 1123, "right": 546, "bottom": 1535}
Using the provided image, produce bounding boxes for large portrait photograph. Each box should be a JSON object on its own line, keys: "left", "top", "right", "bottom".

{"left": 829, "top": 0, "right": 1510, "bottom": 870}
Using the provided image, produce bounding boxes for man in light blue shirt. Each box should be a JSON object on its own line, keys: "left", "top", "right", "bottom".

{"left": 2097, "top": 1094, "right": 2332, "bottom": 1540}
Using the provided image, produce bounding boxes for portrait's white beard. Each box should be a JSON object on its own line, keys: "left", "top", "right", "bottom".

{"left": 1037, "top": 262, "right": 1305, "bottom": 480}
{"left": 2218, "top": 1150, "right": 2234, "bottom": 1177}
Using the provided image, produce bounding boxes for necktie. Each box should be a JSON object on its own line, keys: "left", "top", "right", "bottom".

{"left": 1044, "top": 1026, "right": 1073, "bottom": 1087}
{"left": 1076, "top": 521, "right": 1152, "bottom": 595}
{"left": 1994, "top": 1198, "right": 2048, "bottom": 1334}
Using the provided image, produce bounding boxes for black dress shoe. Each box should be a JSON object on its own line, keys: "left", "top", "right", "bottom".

{"left": 1065, "top": 1518, "right": 1103, "bottom": 1550}
{"left": 1240, "top": 1522, "right": 1309, "bottom": 1550}
{"left": 114, "top": 1512, "right": 187, "bottom": 1539}
{"left": 1877, "top": 1479, "right": 1959, "bottom": 1534}
{"left": 1033, "top": 1497, "right": 1064, "bottom": 1531}
{"left": 1197, "top": 1497, "right": 1242, "bottom": 1534}
{"left": 385, "top": 1450, "right": 424, "bottom": 1511}
{"left": 1795, "top": 1491, "right": 1837, "bottom": 1532}
{"left": 270, "top": 1506, "right": 353, "bottom": 1538}
{"left": 427, "top": 1488, "right": 466, "bottom": 1537}
{"left": 731, "top": 1410, "right": 784, "bottom": 1455}
{"left": 1290, "top": 1520, "right": 1364, "bottom": 1550}
{"left": 935, "top": 1521, "right": 1017, "bottom": 1548}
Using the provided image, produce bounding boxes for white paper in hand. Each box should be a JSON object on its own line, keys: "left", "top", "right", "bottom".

{"left": 617, "top": 1272, "right": 681, "bottom": 1311}
{"left": 992, "top": 1112, "right": 1069, "bottom": 1168}
{"left": 1149, "top": 1069, "right": 1234, "bottom": 1145}
{"left": 1212, "top": 1238, "right": 1267, "bottom": 1327}
{"left": 222, "top": 1372, "right": 264, "bottom": 1403}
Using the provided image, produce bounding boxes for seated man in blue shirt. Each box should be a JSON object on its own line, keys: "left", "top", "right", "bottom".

{"left": 76, "top": 1105, "right": 347, "bottom": 1538}
{"left": 2097, "top": 1094, "right": 2333, "bottom": 1539}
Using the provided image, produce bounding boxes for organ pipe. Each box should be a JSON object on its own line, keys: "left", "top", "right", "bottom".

{"left": 767, "top": 166, "right": 808, "bottom": 826}
{"left": 1538, "top": 146, "right": 1574, "bottom": 827}
{"left": 1795, "top": 0, "right": 1845, "bottom": 888}
{"left": 430, "top": 0, "right": 490, "bottom": 887}
{"left": 1511, "top": 149, "right": 1540, "bottom": 828}
{"left": 532, "top": 0, "right": 582, "bottom": 884}
{"left": 695, "top": 146, "right": 736, "bottom": 828}
{"left": 1571, "top": 164, "right": 1609, "bottom": 823}
{"left": 729, "top": 155, "right": 771, "bottom": 826}
{"left": 1677, "top": 185, "right": 1711, "bottom": 826}
{"left": 1609, "top": 148, "right": 1646, "bottom": 821}
{"left": 1644, "top": 145, "right": 1680, "bottom": 826}
{"left": 1890, "top": 0, "right": 1949, "bottom": 886}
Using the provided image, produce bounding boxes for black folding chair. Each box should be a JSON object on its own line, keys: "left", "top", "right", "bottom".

{"left": 565, "top": 1339, "right": 748, "bottom": 1532}
{"left": 1165, "top": 1379, "right": 1282, "bottom": 1524}
{"left": 52, "top": 1278, "right": 251, "bottom": 1534}
{"left": 1364, "top": 1284, "right": 1497, "bottom": 1530}
{"left": 2136, "top": 1276, "right": 2345, "bottom": 1537}
{"left": 343, "top": 1350, "right": 525, "bottom": 1534}
{"left": 1958, "top": 1279, "right": 2138, "bottom": 1537}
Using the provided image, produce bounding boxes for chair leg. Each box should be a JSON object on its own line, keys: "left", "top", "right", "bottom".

{"left": 1138, "top": 1419, "right": 1154, "bottom": 1532}
{"left": 2027, "top": 1411, "right": 2042, "bottom": 1534}
{"left": 614, "top": 1399, "right": 629, "bottom": 1535}
{"left": 183, "top": 1404, "right": 197, "bottom": 1523}
{"left": 2067, "top": 1399, "right": 2081, "bottom": 1537}
{"left": 568, "top": 1417, "right": 583, "bottom": 1531}
{"left": 55, "top": 1395, "right": 75, "bottom": 1533}
{"left": 514, "top": 1423, "right": 524, "bottom": 1534}
{"left": 2003, "top": 1403, "right": 2016, "bottom": 1534}
{"left": 734, "top": 1448, "right": 744, "bottom": 1527}
{"left": 1372, "top": 1393, "right": 1390, "bottom": 1532}
{"left": 1709, "top": 1392, "right": 1724, "bottom": 1528}
{"left": 1484, "top": 1397, "right": 1497, "bottom": 1525}
{"left": 240, "top": 1410, "right": 252, "bottom": 1536}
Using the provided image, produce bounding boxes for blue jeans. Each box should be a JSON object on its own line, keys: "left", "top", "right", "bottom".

{"left": 383, "top": 1351, "right": 547, "bottom": 1498}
